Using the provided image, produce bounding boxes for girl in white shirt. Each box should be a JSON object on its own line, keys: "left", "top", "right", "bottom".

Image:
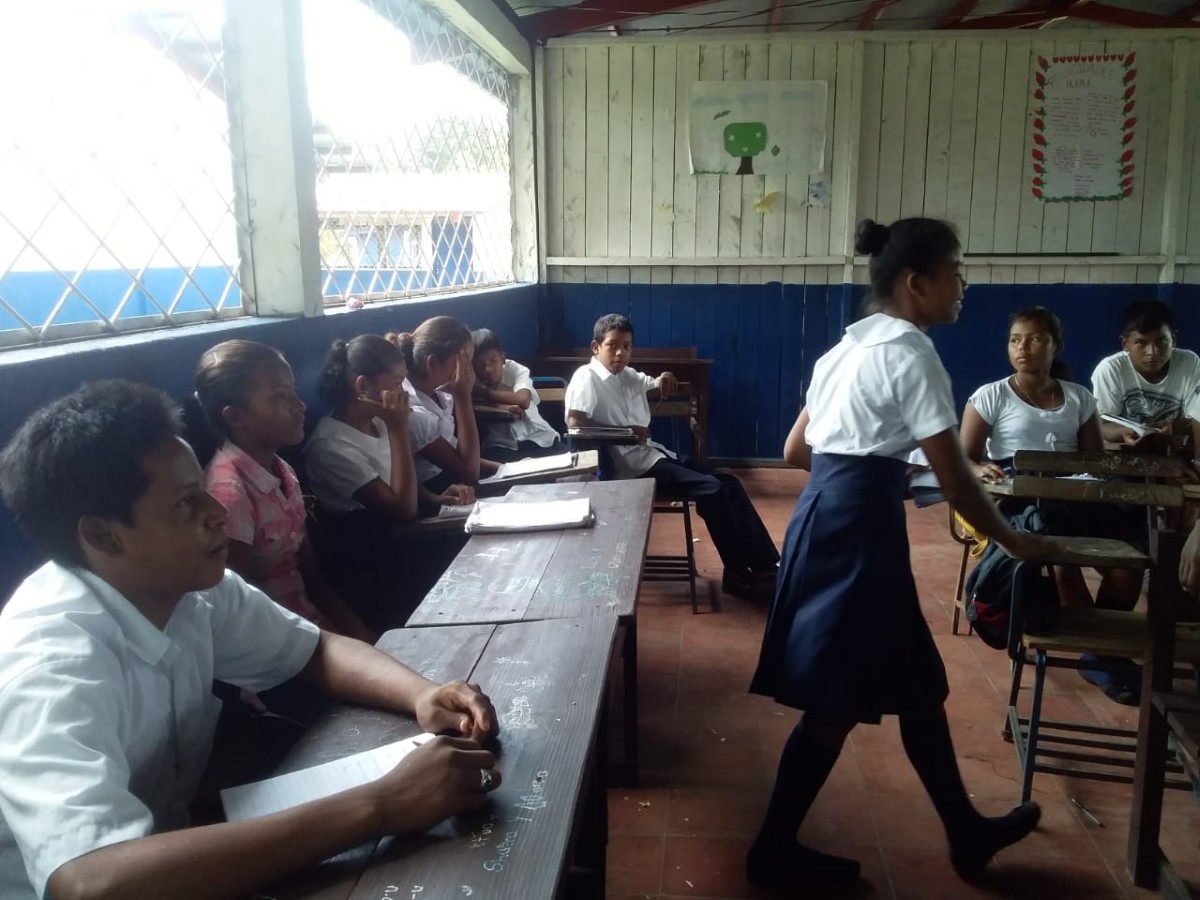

{"left": 748, "top": 218, "right": 1055, "bottom": 890}
{"left": 387, "top": 317, "right": 500, "bottom": 492}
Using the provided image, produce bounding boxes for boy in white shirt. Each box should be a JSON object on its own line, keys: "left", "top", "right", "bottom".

{"left": 471, "top": 328, "right": 563, "bottom": 462}
{"left": 565, "top": 314, "right": 779, "bottom": 599}
{"left": 0, "top": 380, "right": 499, "bottom": 900}
{"left": 1091, "top": 299, "right": 1200, "bottom": 445}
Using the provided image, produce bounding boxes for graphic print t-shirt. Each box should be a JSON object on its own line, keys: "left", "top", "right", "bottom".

{"left": 1090, "top": 349, "right": 1200, "bottom": 424}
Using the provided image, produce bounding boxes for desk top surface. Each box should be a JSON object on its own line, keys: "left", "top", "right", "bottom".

{"left": 266, "top": 616, "right": 618, "bottom": 900}
{"left": 407, "top": 479, "right": 654, "bottom": 627}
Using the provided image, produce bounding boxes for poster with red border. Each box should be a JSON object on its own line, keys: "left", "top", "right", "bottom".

{"left": 1030, "top": 52, "right": 1136, "bottom": 202}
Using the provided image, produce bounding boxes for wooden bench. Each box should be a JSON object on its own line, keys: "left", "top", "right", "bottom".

{"left": 1149, "top": 691, "right": 1200, "bottom": 900}
{"left": 262, "top": 617, "right": 618, "bottom": 900}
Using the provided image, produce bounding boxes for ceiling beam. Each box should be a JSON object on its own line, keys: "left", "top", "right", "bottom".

{"left": 857, "top": 0, "right": 900, "bottom": 30}
{"left": 1178, "top": 1, "right": 1200, "bottom": 18}
{"left": 1071, "top": 2, "right": 1198, "bottom": 26}
{"left": 521, "top": 0, "right": 717, "bottom": 42}
{"left": 951, "top": 6, "right": 1066, "bottom": 29}
{"left": 940, "top": 0, "right": 980, "bottom": 28}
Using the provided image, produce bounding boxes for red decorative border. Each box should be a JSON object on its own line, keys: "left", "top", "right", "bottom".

{"left": 1030, "top": 52, "right": 1136, "bottom": 202}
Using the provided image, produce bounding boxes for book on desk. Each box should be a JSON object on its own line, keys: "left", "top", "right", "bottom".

{"left": 479, "top": 450, "right": 577, "bottom": 483}
{"left": 464, "top": 497, "right": 595, "bottom": 534}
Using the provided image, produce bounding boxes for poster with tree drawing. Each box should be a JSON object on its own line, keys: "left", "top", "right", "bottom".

{"left": 688, "top": 80, "right": 826, "bottom": 176}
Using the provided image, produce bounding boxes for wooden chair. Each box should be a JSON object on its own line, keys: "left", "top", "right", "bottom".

{"left": 643, "top": 497, "right": 704, "bottom": 614}
{"left": 949, "top": 505, "right": 978, "bottom": 636}
{"left": 1001, "top": 450, "right": 1200, "bottom": 802}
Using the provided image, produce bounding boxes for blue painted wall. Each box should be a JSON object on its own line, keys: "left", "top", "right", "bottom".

{"left": 0, "top": 285, "right": 538, "bottom": 600}
{"left": 539, "top": 280, "right": 1200, "bottom": 460}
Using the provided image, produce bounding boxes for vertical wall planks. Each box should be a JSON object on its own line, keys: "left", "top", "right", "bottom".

{"left": 992, "top": 42, "right": 1029, "bottom": 254}
{"left": 969, "top": 42, "right": 1006, "bottom": 252}
{"left": 607, "top": 45, "right": 633, "bottom": 261}
{"left": 544, "top": 48, "right": 565, "bottom": 260}
{"left": 1089, "top": 38, "right": 1128, "bottom": 256}
{"left": 761, "top": 41, "right": 792, "bottom": 271}
{"left": 946, "top": 41, "right": 980, "bottom": 246}
{"left": 875, "top": 42, "right": 909, "bottom": 226}
{"left": 806, "top": 43, "right": 838, "bottom": 257}
{"left": 1017, "top": 40, "right": 1053, "bottom": 255}
{"left": 923, "top": 40, "right": 955, "bottom": 221}
{"left": 629, "top": 46, "right": 655, "bottom": 259}
{"left": 717, "top": 44, "right": 747, "bottom": 281}
{"left": 740, "top": 42, "right": 770, "bottom": 283}
{"left": 672, "top": 44, "right": 700, "bottom": 264}
{"left": 899, "top": 42, "right": 931, "bottom": 221}
{"left": 560, "top": 47, "right": 586, "bottom": 260}
{"left": 584, "top": 46, "right": 609, "bottom": 259}
{"left": 829, "top": 40, "right": 860, "bottom": 261}
{"left": 1066, "top": 39, "right": 1107, "bottom": 254}
{"left": 1039, "top": 40, "right": 1078, "bottom": 257}
{"left": 785, "top": 42, "right": 816, "bottom": 259}
{"left": 652, "top": 45, "right": 678, "bottom": 259}
{"left": 693, "top": 44, "right": 724, "bottom": 275}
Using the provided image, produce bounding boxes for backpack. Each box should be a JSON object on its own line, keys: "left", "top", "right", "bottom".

{"left": 964, "top": 505, "right": 1059, "bottom": 650}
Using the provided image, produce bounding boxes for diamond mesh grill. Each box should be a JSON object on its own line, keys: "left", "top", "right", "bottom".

{"left": 305, "top": 0, "right": 514, "bottom": 305}
{"left": 0, "top": 2, "right": 246, "bottom": 347}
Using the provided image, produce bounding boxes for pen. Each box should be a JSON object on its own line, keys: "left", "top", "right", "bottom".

{"left": 1070, "top": 797, "right": 1103, "bottom": 827}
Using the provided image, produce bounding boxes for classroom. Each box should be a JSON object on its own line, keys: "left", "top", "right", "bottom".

{"left": 1, "top": 0, "right": 1200, "bottom": 898}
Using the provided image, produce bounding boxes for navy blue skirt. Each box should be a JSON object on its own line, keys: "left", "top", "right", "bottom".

{"left": 749, "top": 453, "right": 948, "bottom": 723}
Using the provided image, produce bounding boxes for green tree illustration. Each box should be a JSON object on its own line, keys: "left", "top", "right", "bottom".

{"left": 723, "top": 121, "right": 768, "bottom": 175}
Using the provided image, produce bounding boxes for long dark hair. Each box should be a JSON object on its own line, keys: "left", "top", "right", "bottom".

{"left": 194, "top": 340, "right": 287, "bottom": 439}
{"left": 1011, "top": 306, "right": 1072, "bottom": 381}
{"left": 385, "top": 316, "right": 472, "bottom": 378}
{"left": 318, "top": 334, "right": 406, "bottom": 407}
{"left": 855, "top": 217, "right": 961, "bottom": 312}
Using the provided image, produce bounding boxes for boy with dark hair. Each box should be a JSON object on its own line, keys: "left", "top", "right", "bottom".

{"left": 564, "top": 314, "right": 780, "bottom": 599}
{"left": 1091, "top": 299, "right": 1200, "bottom": 445}
{"left": 0, "top": 380, "right": 499, "bottom": 900}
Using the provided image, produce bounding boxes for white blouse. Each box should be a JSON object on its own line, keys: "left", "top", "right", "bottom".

{"left": 968, "top": 378, "right": 1097, "bottom": 461}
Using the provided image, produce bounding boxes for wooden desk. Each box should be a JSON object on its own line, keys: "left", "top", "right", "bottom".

{"left": 264, "top": 617, "right": 618, "bottom": 900}
{"left": 408, "top": 479, "right": 655, "bottom": 784}
{"left": 532, "top": 354, "right": 712, "bottom": 459}
{"left": 474, "top": 403, "right": 517, "bottom": 421}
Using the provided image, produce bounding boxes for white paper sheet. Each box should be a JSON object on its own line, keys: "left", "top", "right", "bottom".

{"left": 482, "top": 451, "right": 575, "bottom": 482}
{"left": 220, "top": 733, "right": 435, "bottom": 822}
{"left": 464, "top": 498, "right": 594, "bottom": 534}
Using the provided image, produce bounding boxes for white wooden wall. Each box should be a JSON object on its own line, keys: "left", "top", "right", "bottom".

{"left": 538, "top": 31, "right": 1200, "bottom": 288}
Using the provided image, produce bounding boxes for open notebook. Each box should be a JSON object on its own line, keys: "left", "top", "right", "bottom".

{"left": 464, "top": 497, "right": 595, "bottom": 534}
{"left": 479, "top": 451, "right": 576, "bottom": 484}
{"left": 220, "top": 733, "right": 434, "bottom": 822}
{"left": 1100, "top": 414, "right": 1155, "bottom": 438}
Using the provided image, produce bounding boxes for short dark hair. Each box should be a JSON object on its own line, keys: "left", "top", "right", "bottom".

{"left": 854, "top": 217, "right": 961, "bottom": 305}
{"left": 0, "top": 380, "right": 183, "bottom": 567}
{"left": 593, "top": 314, "right": 634, "bottom": 344}
{"left": 471, "top": 328, "right": 504, "bottom": 358}
{"left": 318, "top": 334, "right": 405, "bottom": 407}
{"left": 1121, "top": 299, "right": 1174, "bottom": 336}
{"left": 194, "top": 340, "right": 287, "bottom": 439}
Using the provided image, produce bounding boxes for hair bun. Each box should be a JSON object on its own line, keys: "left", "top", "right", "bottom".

{"left": 854, "top": 219, "right": 890, "bottom": 256}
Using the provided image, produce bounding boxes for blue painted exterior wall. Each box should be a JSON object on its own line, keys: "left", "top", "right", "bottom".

{"left": 0, "top": 285, "right": 538, "bottom": 599}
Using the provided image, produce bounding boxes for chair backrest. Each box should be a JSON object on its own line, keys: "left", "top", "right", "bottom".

{"left": 569, "top": 345, "right": 697, "bottom": 360}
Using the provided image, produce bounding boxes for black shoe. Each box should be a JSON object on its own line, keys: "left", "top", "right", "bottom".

{"left": 746, "top": 839, "right": 861, "bottom": 890}
{"left": 950, "top": 802, "right": 1041, "bottom": 881}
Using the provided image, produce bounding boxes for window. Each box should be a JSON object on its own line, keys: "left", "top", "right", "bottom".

{"left": 304, "top": 0, "right": 515, "bottom": 306}
{"left": 0, "top": 1, "right": 246, "bottom": 348}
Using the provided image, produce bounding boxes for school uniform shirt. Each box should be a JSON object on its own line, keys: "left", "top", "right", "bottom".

{"left": 1090, "top": 349, "right": 1200, "bottom": 424}
{"left": 482, "top": 359, "right": 560, "bottom": 452}
{"left": 0, "top": 563, "right": 319, "bottom": 900}
{"left": 565, "top": 357, "right": 677, "bottom": 477}
{"left": 205, "top": 441, "right": 327, "bottom": 627}
{"left": 967, "top": 378, "right": 1097, "bottom": 461}
{"left": 805, "top": 312, "right": 958, "bottom": 460}
{"left": 304, "top": 414, "right": 393, "bottom": 514}
{"left": 404, "top": 381, "right": 457, "bottom": 484}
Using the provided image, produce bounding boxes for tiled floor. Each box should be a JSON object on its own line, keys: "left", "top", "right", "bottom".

{"left": 613, "top": 468, "right": 1200, "bottom": 899}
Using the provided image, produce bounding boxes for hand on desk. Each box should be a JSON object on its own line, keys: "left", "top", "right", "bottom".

{"left": 973, "top": 461, "right": 1008, "bottom": 483}
{"left": 630, "top": 425, "right": 651, "bottom": 443}
{"left": 440, "top": 484, "right": 476, "bottom": 506}
{"left": 1003, "top": 532, "right": 1066, "bottom": 561}
{"left": 378, "top": 735, "right": 500, "bottom": 832}
{"left": 415, "top": 679, "right": 499, "bottom": 742}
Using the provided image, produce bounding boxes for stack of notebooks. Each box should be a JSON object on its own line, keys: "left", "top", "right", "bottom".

{"left": 463, "top": 497, "right": 595, "bottom": 534}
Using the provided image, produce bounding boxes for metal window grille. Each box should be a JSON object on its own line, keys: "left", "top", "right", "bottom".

{"left": 0, "top": 2, "right": 247, "bottom": 349}
{"left": 305, "top": 0, "right": 514, "bottom": 306}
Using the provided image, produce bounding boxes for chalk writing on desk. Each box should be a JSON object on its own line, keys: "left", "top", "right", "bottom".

{"left": 501, "top": 695, "right": 536, "bottom": 730}
{"left": 503, "top": 674, "right": 553, "bottom": 692}
{"left": 607, "top": 539, "right": 629, "bottom": 570}
{"left": 515, "top": 770, "right": 549, "bottom": 814}
{"left": 493, "top": 656, "right": 530, "bottom": 665}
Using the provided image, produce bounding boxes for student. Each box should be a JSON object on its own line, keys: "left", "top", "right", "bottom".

{"left": 748, "top": 218, "right": 1056, "bottom": 890}
{"left": 305, "top": 334, "right": 473, "bottom": 521}
{"left": 960, "top": 309, "right": 1143, "bottom": 701}
{"left": 1091, "top": 299, "right": 1200, "bottom": 445}
{"left": 0, "top": 379, "right": 499, "bottom": 900}
{"left": 564, "top": 313, "right": 780, "bottom": 599}
{"left": 386, "top": 317, "right": 500, "bottom": 494}
{"left": 470, "top": 327, "right": 563, "bottom": 462}
{"left": 195, "top": 339, "right": 374, "bottom": 642}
